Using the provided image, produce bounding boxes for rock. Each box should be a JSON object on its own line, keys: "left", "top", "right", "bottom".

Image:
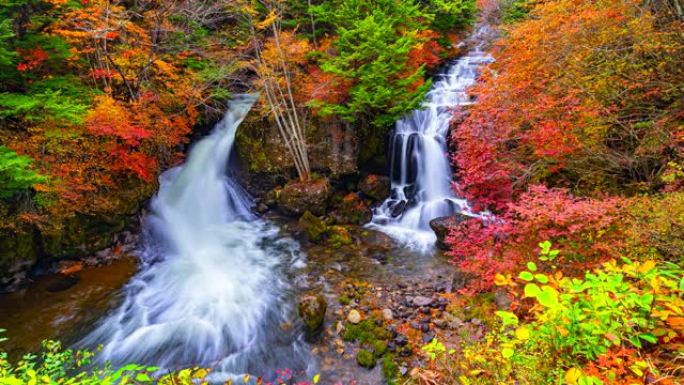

{"left": 382, "top": 308, "right": 394, "bottom": 321}
{"left": 298, "top": 211, "right": 328, "bottom": 243}
{"left": 298, "top": 295, "right": 327, "bottom": 340}
{"left": 347, "top": 309, "right": 362, "bottom": 324}
{"left": 412, "top": 295, "right": 433, "bottom": 307}
{"left": 399, "top": 366, "right": 408, "bottom": 376}
{"left": 256, "top": 203, "right": 269, "bottom": 214}
{"left": 394, "top": 334, "right": 408, "bottom": 346}
{"left": 429, "top": 214, "right": 471, "bottom": 250}
{"left": 331, "top": 193, "right": 372, "bottom": 225}
{"left": 358, "top": 174, "right": 390, "bottom": 202}
{"left": 356, "top": 349, "right": 376, "bottom": 369}
{"left": 451, "top": 270, "right": 475, "bottom": 292}
{"left": 276, "top": 178, "right": 331, "bottom": 217}
{"left": 495, "top": 288, "right": 512, "bottom": 310}
{"left": 389, "top": 200, "right": 407, "bottom": 217}
{"left": 362, "top": 230, "right": 394, "bottom": 251}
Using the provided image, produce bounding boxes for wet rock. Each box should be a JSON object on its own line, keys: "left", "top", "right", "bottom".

{"left": 298, "top": 295, "right": 327, "bottom": 340}
{"left": 358, "top": 174, "right": 390, "bottom": 202}
{"left": 382, "top": 308, "right": 394, "bottom": 321}
{"left": 389, "top": 200, "right": 407, "bottom": 217}
{"left": 394, "top": 334, "right": 409, "bottom": 346}
{"left": 256, "top": 203, "right": 269, "bottom": 214}
{"left": 412, "top": 296, "right": 433, "bottom": 307}
{"left": 347, "top": 309, "right": 362, "bottom": 324}
{"left": 277, "top": 178, "right": 331, "bottom": 217}
{"left": 298, "top": 211, "right": 328, "bottom": 243}
{"left": 429, "top": 214, "right": 471, "bottom": 250}
{"left": 422, "top": 334, "right": 434, "bottom": 343}
{"left": 362, "top": 230, "right": 394, "bottom": 251}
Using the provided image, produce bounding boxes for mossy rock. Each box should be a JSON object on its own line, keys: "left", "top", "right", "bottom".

{"left": 371, "top": 340, "right": 388, "bottom": 358}
{"left": 298, "top": 211, "right": 328, "bottom": 243}
{"left": 358, "top": 174, "right": 391, "bottom": 202}
{"left": 328, "top": 225, "right": 353, "bottom": 248}
{"left": 277, "top": 178, "right": 331, "bottom": 217}
{"left": 298, "top": 295, "right": 327, "bottom": 340}
{"left": 356, "top": 349, "right": 376, "bottom": 369}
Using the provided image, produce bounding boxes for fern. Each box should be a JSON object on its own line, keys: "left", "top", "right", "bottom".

{"left": 0, "top": 146, "right": 47, "bottom": 199}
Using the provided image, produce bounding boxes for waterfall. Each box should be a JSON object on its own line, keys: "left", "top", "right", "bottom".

{"left": 368, "top": 32, "right": 493, "bottom": 251}
{"left": 81, "top": 94, "right": 311, "bottom": 381}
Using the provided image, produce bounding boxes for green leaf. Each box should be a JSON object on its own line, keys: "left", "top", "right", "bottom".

{"left": 524, "top": 283, "right": 541, "bottom": 298}
{"left": 527, "top": 262, "right": 538, "bottom": 272}
{"left": 501, "top": 348, "right": 514, "bottom": 358}
{"left": 519, "top": 271, "right": 535, "bottom": 281}
{"left": 535, "top": 274, "right": 549, "bottom": 284}
{"left": 638, "top": 333, "right": 657, "bottom": 344}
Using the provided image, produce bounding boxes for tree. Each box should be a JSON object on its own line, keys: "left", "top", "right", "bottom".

{"left": 251, "top": 1, "right": 311, "bottom": 181}
{"left": 0, "top": 146, "right": 46, "bottom": 199}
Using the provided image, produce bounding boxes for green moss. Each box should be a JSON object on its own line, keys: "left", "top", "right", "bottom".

{"left": 298, "top": 211, "right": 328, "bottom": 243}
{"left": 343, "top": 319, "right": 389, "bottom": 343}
{"left": 381, "top": 354, "right": 399, "bottom": 385}
{"left": 371, "top": 340, "right": 388, "bottom": 358}
{"left": 356, "top": 349, "right": 376, "bottom": 369}
{"left": 339, "top": 295, "right": 351, "bottom": 305}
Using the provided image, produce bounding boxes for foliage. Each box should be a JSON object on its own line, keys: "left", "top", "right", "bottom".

{"left": 309, "top": 0, "right": 433, "bottom": 128}
{"left": 453, "top": 0, "right": 684, "bottom": 211}
{"left": 413, "top": 249, "right": 683, "bottom": 385}
{"left": 447, "top": 186, "right": 625, "bottom": 293}
{"left": 0, "top": 146, "right": 46, "bottom": 199}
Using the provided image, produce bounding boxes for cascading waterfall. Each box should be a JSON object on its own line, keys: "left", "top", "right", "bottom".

{"left": 369, "top": 30, "right": 493, "bottom": 250}
{"left": 81, "top": 94, "right": 311, "bottom": 381}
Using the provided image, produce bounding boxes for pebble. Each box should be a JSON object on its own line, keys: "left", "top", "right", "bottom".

{"left": 347, "top": 309, "right": 362, "bottom": 324}
{"left": 412, "top": 295, "right": 433, "bottom": 307}
{"left": 382, "top": 308, "right": 393, "bottom": 321}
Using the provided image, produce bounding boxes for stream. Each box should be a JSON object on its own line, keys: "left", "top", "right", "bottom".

{"left": 0, "top": 27, "right": 493, "bottom": 385}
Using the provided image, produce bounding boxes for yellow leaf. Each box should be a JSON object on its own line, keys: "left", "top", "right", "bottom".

{"left": 313, "top": 374, "right": 320, "bottom": 384}
{"left": 515, "top": 327, "right": 530, "bottom": 340}
{"left": 256, "top": 10, "right": 278, "bottom": 30}
{"left": 565, "top": 368, "right": 582, "bottom": 385}
{"left": 494, "top": 274, "right": 513, "bottom": 286}
{"left": 243, "top": 374, "right": 250, "bottom": 384}
{"left": 638, "top": 260, "right": 656, "bottom": 273}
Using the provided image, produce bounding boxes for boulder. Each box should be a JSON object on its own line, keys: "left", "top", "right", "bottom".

{"left": 331, "top": 192, "right": 372, "bottom": 225}
{"left": 298, "top": 295, "right": 327, "bottom": 340}
{"left": 358, "top": 174, "right": 391, "bottom": 202}
{"left": 429, "top": 214, "right": 471, "bottom": 250}
{"left": 298, "top": 211, "right": 328, "bottom": 243}
{"left": 276, "top": 178, "right": 331, "bottom": 217}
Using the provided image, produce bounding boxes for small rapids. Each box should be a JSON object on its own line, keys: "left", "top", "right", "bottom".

{"left": 369, "top": 29, "right": 493, "bottom": 251}
{"left": 81, "top": 94, "right": 312, "bottom": 381}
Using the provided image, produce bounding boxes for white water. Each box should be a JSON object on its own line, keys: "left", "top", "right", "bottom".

{"left": 369, "top": 34, "right": 493, "bottom": 251}
{"left": 82, "top": 94, "right": 311, "bottom": 381}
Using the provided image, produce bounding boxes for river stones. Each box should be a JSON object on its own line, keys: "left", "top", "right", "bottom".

{"left": 298, "top": 295, "right": 327, "bottom": 340}
{"left": 358, "top": 174, "right": 390, "bottom": 202}
{"left": 429, "top": 214, "right": 471, "bottom": 249}
{"left": 347, "top": 309, "right": 362, "bottom": 324}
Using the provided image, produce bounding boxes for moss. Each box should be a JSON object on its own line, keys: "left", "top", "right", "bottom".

{"left": 328, "top": 225, "right": 353, "bottom": 248}
{"left": 343, "top": 319, "right": 388, "bottom": 343}
{"left": 381, "top": 354, "right": 399, "bottom": 385}
{"left": 339, "top": 295, "right": 351, "bottom": 305}
{"left": 356, "top": 349, "right": 376, "bottom": 369}
{"left": 298, "top": 211, "right": 328, "bottom": 243}
{"left": 371, "top": 340, "right": 388, "bottom": 358}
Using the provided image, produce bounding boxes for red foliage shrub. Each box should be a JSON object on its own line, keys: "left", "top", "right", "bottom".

{"left": 446, "top": 185, "right": 624, "bottom": 293}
